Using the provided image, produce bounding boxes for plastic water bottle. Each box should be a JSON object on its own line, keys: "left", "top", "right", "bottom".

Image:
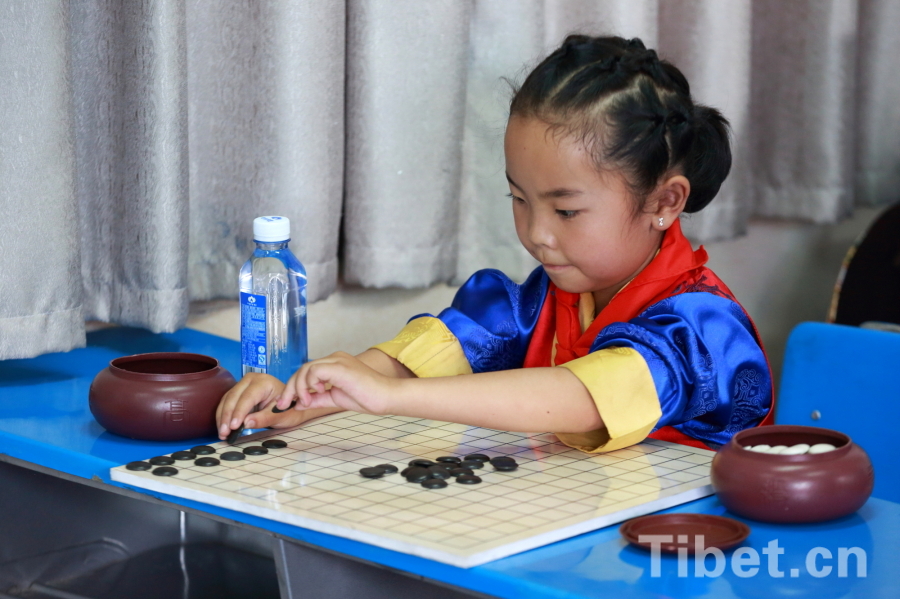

{"left": 239, "top": 216, "right": 308, "bottom": 382}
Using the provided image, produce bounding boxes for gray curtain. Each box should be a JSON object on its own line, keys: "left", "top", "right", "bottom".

{"left": 343, "top": 0, "right": 471, "bottom": 287}
{"left": 2, "top": 0, "right": 899, "bottom": 360}
{"left": 72, "top": 0, "right": 189, "bottom": 336}
{"left": 1, "top": 1, "right": 82, "bottom": 358}
{"left": 186, "top": 1, "right": 345, "bottom": 302}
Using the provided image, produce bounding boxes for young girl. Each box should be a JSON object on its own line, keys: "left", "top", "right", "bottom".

{"left": 217, "top": 35, "right": 773, "bottom": 453}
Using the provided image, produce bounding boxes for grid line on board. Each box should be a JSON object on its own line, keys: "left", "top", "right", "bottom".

{"left": 156, "top": 417, "right": 706, "bottom": 520}
{"left": 112, "top": 412, "right": 713, "bottom": 565}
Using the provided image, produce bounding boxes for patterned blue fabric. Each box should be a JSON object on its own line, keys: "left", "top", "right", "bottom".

{"left": 408, "top": 267, "right": 771, "bottom": 446}
{"left": 590, "top": 293, "right": 771, "bottom": 447}
{"left": 412, "top": 268, "right": 549, "bottom": 373}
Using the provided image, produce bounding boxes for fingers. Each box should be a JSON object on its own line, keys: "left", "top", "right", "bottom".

{"left": 296, "top": 353, "right": 388, "bottom": 415}
{"left": 250, "top": 404, "right": 307, "bottom": 431}
{"left": 216, "top": 373, "right": 284, "bottom": 439}
{"left": 277, "top": 367, "right": 307, "bottom": 409}
{"left": 217, "top": 354, "right": 359, "bottom": 442}
{"left": 216, "top": 375, "right": 256, "bottom": 433}
{"left": 278, "top": 353, "right": 347, "bottom": 408}
{"left": 270, "top": 352, "right": 386, "bottom": 416}
{"left": 298, "top": 361, "right": 339, "bottom": 408}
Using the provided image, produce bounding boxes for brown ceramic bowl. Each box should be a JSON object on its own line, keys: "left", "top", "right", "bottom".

{"left": 89, "top": 352, "right": 236, "bottom": 441}
{"left": 710, "top": 425, "right": 874, "bottom": 523}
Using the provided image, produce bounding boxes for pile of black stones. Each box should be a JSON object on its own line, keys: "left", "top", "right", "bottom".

{"left": 359, "top": 454, "right": 518, "bottom": 489}
{"left": 126, "top": 438, "right": 288, "bottom": 477}
{"left": 125, "top": 442, "right": 519, "bottom": 488}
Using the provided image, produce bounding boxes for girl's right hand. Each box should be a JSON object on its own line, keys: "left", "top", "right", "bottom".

{"left": 216, "top": 372, "right": 306, "bottom": 440}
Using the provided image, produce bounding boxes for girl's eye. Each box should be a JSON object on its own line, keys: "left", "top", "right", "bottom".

{"left": 507, "top": 193, "right": 525, "bottom": 204}
{"left": 556, "top": 210, "right": 579, "bottom": 219}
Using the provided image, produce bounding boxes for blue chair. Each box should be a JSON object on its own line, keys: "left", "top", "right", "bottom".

{"left": 777, "top": 322, "right": 900, "bottom": 502}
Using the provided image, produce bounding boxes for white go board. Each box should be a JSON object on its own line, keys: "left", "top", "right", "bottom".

{"left": 111, "top": 412, "right": 715, "bottom": 567}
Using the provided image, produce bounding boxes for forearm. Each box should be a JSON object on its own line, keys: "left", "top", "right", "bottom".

{"left": 356, "top": 348, "right": 416, "bottom": 379}
{"left": 389, "top": 367, "right": 604, "bottom": 434}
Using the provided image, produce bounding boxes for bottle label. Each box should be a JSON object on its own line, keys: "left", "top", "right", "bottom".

{"left": 240, "top": 292, "right": 268, "bottom": 373}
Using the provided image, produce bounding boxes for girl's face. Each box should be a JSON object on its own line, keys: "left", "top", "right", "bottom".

{"left": 504, "top": 116, "right": 664, "bottom": 308}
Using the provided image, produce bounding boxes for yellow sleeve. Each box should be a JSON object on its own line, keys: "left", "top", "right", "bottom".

{"left": 555, "top": 347, "right": 661, "bottom": 453}
{"left": 372, "top": 317, "right": 473, "bottom": 378}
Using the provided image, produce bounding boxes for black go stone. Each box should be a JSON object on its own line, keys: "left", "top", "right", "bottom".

{"left": 403, "top": 467, "right": 430, "bottom": 483}
{"left": 243, "top": 446, "right": 268, "bottom": 456}
{"left": 360, "top": 467, "right": 387, "bottom": 478}
{"left": 195, "top": 457, "right": 220, "bottom": 467}
{"left": 421, "top": 478, "right": 448, "bottom": 489}
{"left": 262, "top": 439, "right": 287, "bottom": 449}
{"left": 456, "top": 474, "right": 482, "bottom": 485}
{"left": 460, "top": 459, "right": 484, "bottom": 470}
{"left": 376, "top": 464, "right": 398, "bottom": 474}
{"left": 125, "top": 461, "right": 152, "bottom": 471}
{"left": 220, "top": 451, "right": 245, "bottom": 461}
{"left": 435, "top": 456, "right": 461, "bottom": 465}
{"left": 152, "top": 466, "right": 178, "bottom": 477}
{"left": 493, "top": 463, "right": 518, "bottom": 472}
{"left": 226, "top": 426, "right": 244, "bottom": 445}
{"left": 465, "top": 453, "right": 490, "bottom": 463}
{"left": 172, "top": 451, "right": 196, "bottom": 461}
{"left": 490, "top": 457, "right": 518, "bottom": 471}
{"left": 408, "top": 459, "right": 435, "bottom": 469}
{"left": 449, "top": 467, "right": 474, "bottom": 478}
{"left": 400, "top": 467, "right": 413, "bottom": 477}
{"left": 190, "top": 445, "right": 216, "bottom": 455}
{"left": 149, "top": 456, "right": 174, "bottom": 466}
{"left": 271, "top": 400, "right": 297, "bottom": 413}
{"left": 427, "top": 465, "right": 451, "bottom": 480}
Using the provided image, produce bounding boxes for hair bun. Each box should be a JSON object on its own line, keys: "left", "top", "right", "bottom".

{"left": 620, "top": 49, "right": 661, "bottom": 78}
{"left": 626, "top": 38, "right": 646, "bottom": 50}
{"left": 682, "top": 105, "right": 732, "bottom": 213}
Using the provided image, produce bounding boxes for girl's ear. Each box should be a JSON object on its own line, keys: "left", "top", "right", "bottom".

{"left": 649, "top": 175, "right": 690, "bottom": 230}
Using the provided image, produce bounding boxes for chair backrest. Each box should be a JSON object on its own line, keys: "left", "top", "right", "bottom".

{"left": 829, "top": 201, "right": 900, "bottom": 326}
{"left": 777, "top": 322, "right": 900, "bottom": 502}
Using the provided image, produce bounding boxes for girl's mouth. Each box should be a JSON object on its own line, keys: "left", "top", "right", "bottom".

{"left": 542, "top": 263, "right": 571, "bottom": 272}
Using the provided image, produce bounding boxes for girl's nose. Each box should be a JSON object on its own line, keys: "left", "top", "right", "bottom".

{"left": 528, "top": 215, "right": 556, "bottom": 249}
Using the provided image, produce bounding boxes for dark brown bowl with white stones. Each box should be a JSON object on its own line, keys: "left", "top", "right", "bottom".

{"left": 89, "top": 352, "right": 236, "bottom": 441}
{"left": 710, "top": 425, "right": 874, "bottom": 523}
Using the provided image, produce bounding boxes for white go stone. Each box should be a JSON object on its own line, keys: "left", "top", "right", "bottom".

{"left": 767, "top": 445, "right": 788, "bottom": 454}
{"left": 781, "top": 444, "right": 811, "bottom": 455}
{"left": 808, "top": 443, "right": 837, "bottom": 454}
{"left": 748, "top": 445, "right": 771, "bottom": 453}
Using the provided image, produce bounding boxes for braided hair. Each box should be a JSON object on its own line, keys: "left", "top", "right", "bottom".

{"left": 510, "top": 35, "right": 731, "bottom": 213}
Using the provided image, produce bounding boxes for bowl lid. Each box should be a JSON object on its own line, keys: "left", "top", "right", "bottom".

{"left": 620, "top": 513, "right": 750, "bottom": 554}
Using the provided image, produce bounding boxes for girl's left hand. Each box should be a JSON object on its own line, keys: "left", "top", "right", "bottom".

{"left": 275, "top": 352, "right": 397, "bottom": 415}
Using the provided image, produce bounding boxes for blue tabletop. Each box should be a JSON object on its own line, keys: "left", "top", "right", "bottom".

{"left": 1, "top": 327, "right": 897, "bottom": 599}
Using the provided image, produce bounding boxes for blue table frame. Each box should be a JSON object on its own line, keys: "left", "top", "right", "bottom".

{"left": 1, "top": 327, "right": 897, "bottom": 599}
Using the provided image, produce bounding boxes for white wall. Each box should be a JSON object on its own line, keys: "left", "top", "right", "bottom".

{"left": 187, "top": 207, "right": 882, "bottom": 385}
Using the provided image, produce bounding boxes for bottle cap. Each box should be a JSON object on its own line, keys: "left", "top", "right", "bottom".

{"left": 253, "top": 216, "right": 291, "bottom": 242}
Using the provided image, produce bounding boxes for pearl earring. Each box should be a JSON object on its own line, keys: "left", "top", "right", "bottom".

{"left": 658, "top": 217, "right": 664, "bottom": 227}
